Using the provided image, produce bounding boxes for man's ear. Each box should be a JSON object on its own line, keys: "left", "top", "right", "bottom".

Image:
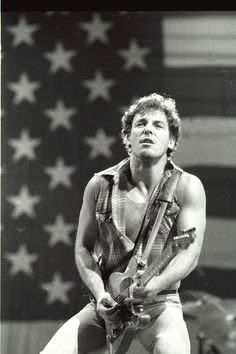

{"left": 168, "top": 136, "right": 175, "bottom": 150}
{"left": 125, "top": 135, "right": 131, "bottom": 154}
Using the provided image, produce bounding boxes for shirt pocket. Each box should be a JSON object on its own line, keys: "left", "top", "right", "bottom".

{"left": 96, "top": 211, "right": 109, "bottom": 223}
{"left": 96, "top": 212, "right": 121, "bottom": 239}
{"left": 96, "top": 212, "right": 112, "bottom": 238}
{"left": 96, "top": 211, "right": 133, "bottom": 253}
{"left": 159, "top": 202, "right": 179, "bottom": 234}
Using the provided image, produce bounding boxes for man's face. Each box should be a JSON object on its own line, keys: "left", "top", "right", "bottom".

{"left": 128, "top": 109, "right": 175, "bottom": 160}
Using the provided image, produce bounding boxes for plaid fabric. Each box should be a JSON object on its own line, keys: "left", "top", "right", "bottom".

{"left": 94, "top": 158, "right": 183, "bottom": 280}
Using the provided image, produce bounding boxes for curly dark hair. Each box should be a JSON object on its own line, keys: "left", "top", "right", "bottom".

{"left": 121, "top": 93, "right": 181, "bottom": 158}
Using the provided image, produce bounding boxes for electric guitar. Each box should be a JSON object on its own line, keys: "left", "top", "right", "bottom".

{"left": 106, "top": 227, "right": 196, "bottom": 354}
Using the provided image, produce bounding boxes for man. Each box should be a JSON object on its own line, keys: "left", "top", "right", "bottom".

{"left": 41, "top": 93, "right": 206, "bottom": 354}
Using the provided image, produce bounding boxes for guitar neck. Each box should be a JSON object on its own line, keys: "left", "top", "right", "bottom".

{"left": 138, "top": 242, "right": 176, "bottom": 287}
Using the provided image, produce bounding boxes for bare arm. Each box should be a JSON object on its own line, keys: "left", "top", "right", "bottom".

{"left": 133, "top": 172, "right": 206, "bottom": 299}
{"left": 75, "top": 177, "right": 117, "bottom": 320}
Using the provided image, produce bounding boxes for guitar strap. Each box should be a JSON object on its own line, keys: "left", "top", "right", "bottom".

{"left": 132, "top": 169, "right": 171, "bottom": 257}
{"left": 138, "top": 168, "right": 182, "bottom": 266}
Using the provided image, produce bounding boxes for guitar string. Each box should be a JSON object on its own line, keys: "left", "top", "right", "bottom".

{"left": 112, "top": 234, "right": 192, "bottom": 305}
{"left": 113, "top": 253, "right": 172, "bottom": 305}
{"left": 114, "top": 254, "right": 173, "bottom": 304}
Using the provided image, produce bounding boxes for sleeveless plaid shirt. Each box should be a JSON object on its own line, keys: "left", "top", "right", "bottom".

{"left": 94, "top": 158, "right": 183, "bottom": 283}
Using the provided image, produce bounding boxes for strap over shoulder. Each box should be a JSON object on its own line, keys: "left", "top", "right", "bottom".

{"left": 158, "top": 168, "right": 182, "bottom": 203}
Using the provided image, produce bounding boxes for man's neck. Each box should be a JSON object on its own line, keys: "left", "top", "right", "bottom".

{"left": 129, "top": 154, "right": 168, "bottom": 194}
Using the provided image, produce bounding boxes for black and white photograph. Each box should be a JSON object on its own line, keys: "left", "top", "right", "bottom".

{"left": 1, "top": 11, "right": 236, "bottom": 354}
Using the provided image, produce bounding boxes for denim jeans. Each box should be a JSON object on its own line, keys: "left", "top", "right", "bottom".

{"left": 136, "top": 293, "right": 191, "bottom": 354}
{"left": 40, "top": 293, "right": 190, "bottom": 354}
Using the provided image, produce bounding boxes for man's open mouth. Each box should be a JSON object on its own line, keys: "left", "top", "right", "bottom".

{"left": 140, "top": 138, "right": 153, "bottom": 144}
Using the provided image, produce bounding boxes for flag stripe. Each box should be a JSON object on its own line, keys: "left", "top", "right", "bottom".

{"left": 200, "top": 218, "right": 236, "bottom": 270}
{"left": 2, "top": 12, "right": 236, "bottom": 354}
{"left": 1, "top": 319, "right": 200, "bottom": 354}
{"left": 182, "top": 267, "right": 236, "bottom": 298}
{"left": 183, "top": 166, "right": 236, "bottom": 219}
{"left": 162, "top": 15, "right": 236, "bottom": 67}
{"left": 1, "top": 321, "right": 63, "bottom": 354}
{"left": 175, "top": 117, "right": 236, "bottom": 167}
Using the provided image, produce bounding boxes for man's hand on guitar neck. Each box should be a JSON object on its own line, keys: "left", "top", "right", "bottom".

{"left": 130, "top": 271, "right": 162, "bottom": 302}
{"left": 97, "top": 292, "right": 121, "bottom": 324}
{"left": 130, "top": 282, "right": 155, "bottom": 302}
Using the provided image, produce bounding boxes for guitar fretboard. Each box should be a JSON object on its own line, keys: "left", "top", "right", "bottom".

{"left": 139, "top": 242, "right": 176, "bottom": 287}
{"left": 112, "top": 230, "right": 195, "bottom": 304}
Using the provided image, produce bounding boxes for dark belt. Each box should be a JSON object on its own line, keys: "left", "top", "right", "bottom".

{"left": 158, "top": 289, "right": 178, "bottom": 296}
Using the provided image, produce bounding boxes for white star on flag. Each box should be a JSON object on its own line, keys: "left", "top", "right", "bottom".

{"left": 7, "top": 186, "right": 41, "bottom": 218}
{"left": 8, "top": 129, "right": 41, "bottom": 161}
{"left": 80, "top": 12, "right": 113, "bottom": 44}
{"left": 43, "top": 214, "right": 75, "bottom": 247}
{"left": 83, "top": 70, "right": 115, "bottom": 102}
{"left": 7, "top": 72, "right": 41, "bottom": 105}
{"left": 118, "top": 39, "right": 151, "bottom": 71}
{"left": 44, "top": 100, "right": 77, "bottom": 131}
{"left": 84, "top": 127, "right": 117, "bottom": 159}
{"left": 41, "top": 273, "right": 75, "bottom": 304}
{"left": 6, "top": 15, "right": 40, "bottom": 47}
{"left": 44, "top": 41, "right": 76, "bottom": 73}
{"left": 44, "top": 157, "right": 76, "bottom": 189}
{"left": 5, "top": 244, "right": 39, "bottom": 276}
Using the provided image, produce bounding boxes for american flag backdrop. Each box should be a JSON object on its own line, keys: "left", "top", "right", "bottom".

{"left": 1, "top": 11, "right": 236, "bottom": 354}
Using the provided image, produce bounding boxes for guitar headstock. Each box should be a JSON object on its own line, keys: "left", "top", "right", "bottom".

{"left": 173, "top": 228, "right": 196, "bottom": 250}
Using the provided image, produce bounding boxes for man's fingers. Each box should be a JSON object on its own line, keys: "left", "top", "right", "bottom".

{"left": 100, "top": 294, "right": 117, "bottom": 308}
{"left": 133, "top": 284, "right": 145, "bottom": 294}
{"left": 103, "top": 303, "right": 120, "bottom": 315}
{"left": 125, "top": 297, "right": 143, "bottom": 305}
{"left": 100, "top": 308, "right": 122, "bottom": 324}
{"left": 134, "top": 270, "right": 145, "bottom": 278}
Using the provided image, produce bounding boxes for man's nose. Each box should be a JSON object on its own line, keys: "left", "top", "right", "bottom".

{"left": 143, "top": 122, "right": 153, "bottom": 134}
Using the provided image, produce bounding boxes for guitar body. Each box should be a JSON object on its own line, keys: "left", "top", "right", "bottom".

{"left": 106, "top": 256, "right": 150, "bottom": 353}
{"left": 107, "top": 256, "right": 139, "bottom": 300}
{"left": 105, "top": 228, "right": 196, "bottom": 354}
